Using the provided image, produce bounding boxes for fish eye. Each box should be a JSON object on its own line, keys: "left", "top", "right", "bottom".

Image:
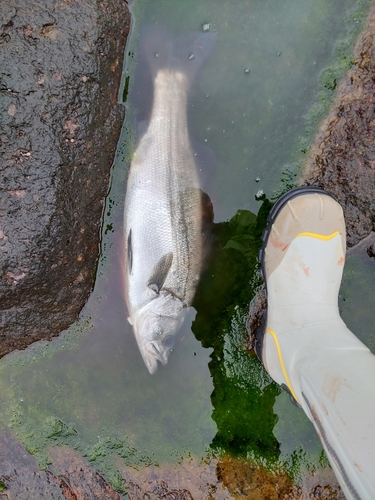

{"left": 162, "top": 335, "right": 174, "bottom": 349}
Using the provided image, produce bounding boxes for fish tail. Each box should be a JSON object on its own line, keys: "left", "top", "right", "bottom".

{"left": 139, "top": 24, "right": 217, "bottom": 85}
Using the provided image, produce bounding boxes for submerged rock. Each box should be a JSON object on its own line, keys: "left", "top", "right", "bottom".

{"left": 216, "top": 457, "right": 295, "bottom": 499}
{"left": 0, "top": 439, "right": 211, "bottom": 500}
{"left": 0, "top": 0, "right": 130, "bottom": 355}
{"left": 0, "top": 429, "right": 345, "bottom": 499}
{"left": 0, "top": 430, "right": 121, "bottom": 499}
{"left": 116, "top": 455, "right": 345, "bottom": 500}
{"left": 216, "top": 456, "right": 345, "bottom": 500}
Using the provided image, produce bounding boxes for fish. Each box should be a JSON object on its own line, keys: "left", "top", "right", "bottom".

{"left": 123, "top": 25, "right": 216, "bottom": 374}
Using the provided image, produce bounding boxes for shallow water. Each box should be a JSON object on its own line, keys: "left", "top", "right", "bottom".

{"left": 0, "top": 0, "right": 373, "bottom": 496}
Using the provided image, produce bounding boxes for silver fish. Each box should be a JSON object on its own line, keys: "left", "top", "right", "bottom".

{"left": 124, "top": 26, "right": 216, "bottom": 374}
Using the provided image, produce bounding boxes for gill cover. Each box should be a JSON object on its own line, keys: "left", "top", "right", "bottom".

{"left": 132, "top": 292, "right": 188, "bottom": 374}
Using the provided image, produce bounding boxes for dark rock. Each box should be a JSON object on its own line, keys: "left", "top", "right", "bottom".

{"left": 367, "top": 244, "right": 375, "bottom": 259}
{"left": 346, "top": 231, "right": 375, "bottom": 260}
{"left": 303, "top": 6, "right": 375, "bottom": 248}
{"left": 245, "top": 283, "right": 266, "bottom": 350}
{"left": 0, "top": 429, "right": 345, "bottom": 499}
{"left": 0, "top": 0, "right": 130, "bottom": 355}
{"left": 0, "top": 430, "right": 121, "bottom": 499}
{"left": 216, "top": 456, "right": 344, "bottom": 500}
{"left": 123, "top": 477, "right": 194, "bottom": 500}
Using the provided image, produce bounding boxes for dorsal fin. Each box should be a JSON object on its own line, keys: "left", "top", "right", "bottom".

{"left": 147, "top": 252, "right": 173, "bottom": 293}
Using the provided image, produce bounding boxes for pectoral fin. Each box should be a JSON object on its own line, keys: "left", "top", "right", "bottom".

{"left": 147, "top": 252, "right": 173, "bottom": 293}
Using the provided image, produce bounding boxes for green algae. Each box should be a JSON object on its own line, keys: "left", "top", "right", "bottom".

{"left": 0, "top": 289, "right": 215, "bottom": 483}
{"left": 193, "top": 200, "right": 326, "bottom": 480}
{"left": 194, "top": 205, "right": 278, "bottom": 462}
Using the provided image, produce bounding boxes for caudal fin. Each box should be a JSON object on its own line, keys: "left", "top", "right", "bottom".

{"left": 139, "top": 24, "right": 217, "bottom": 85}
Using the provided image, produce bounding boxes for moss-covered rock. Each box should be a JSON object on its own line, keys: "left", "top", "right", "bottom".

{"left": 304, "top": 6, "right": 375, "bottom": 247}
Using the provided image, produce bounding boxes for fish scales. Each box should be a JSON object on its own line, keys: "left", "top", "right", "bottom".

{"left": 126, "top": 70, "right": 201, "bottom": 304}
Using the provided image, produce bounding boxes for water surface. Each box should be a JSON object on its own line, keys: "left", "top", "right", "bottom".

{"left": 0, "top": 0, "right": 373, "bottom": 496}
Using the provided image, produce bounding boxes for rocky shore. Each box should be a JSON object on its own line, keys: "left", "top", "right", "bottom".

{"left": 0, "top": 0, "right": 130, "bottom": 355}
{"left": 303, "top": 5, "right": 375, "bottom": 247}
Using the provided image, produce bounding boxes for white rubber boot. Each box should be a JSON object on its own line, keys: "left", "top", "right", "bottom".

{"left": 256, "top": 187, "right": 375, "bottom": 500}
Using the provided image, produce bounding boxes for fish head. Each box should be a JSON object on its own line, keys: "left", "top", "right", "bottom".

{"left": 132, "top": 292, "right": 187, "bottom": 374}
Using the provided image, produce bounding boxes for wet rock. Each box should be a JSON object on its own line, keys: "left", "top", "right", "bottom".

{"left": 346, "top": 231, "right": 375, "bottom": 260}
{"left": 48, "top": 446, "right": 121, "bottom": 500}
{"left": 116, "top": 459, "right": 233, "bottom": 500}
{"left": 303, "top": 5, "right": 375, "bottom": 248}
{"left": 216, "top": 456, "right": 296, "bottom": 500}
{"left": 0, "top": 432, "right": 346, "bottom": 500}
{"left": 115, "top": 456, "right": 346, "bottom": 500}
{"left": 216, "top": 458, "right": 292, "bottom": 499}
{"left": 245, "top": 283, "right": 266, "bottom": 350}
{"left": 124, "top": 479, "right": 194, "bottom": 500}
{"left": 0, "top": 430, "right": 120, "bottom": 499}
{"left": 216, "top": 456, "right": 344, "bottom": 500}
{"left": 297, "top": 467, "right": 346, "bottom": 500}
{"left": 0, "top": 0, "right": 130, "bottom": 355}
{"left": 367, "top": 244, "right": 375, "bottom": 259}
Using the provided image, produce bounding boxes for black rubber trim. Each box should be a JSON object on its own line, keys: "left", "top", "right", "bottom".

{"left": 281, "top": 383, "right": 303, "bottom": 409}
{"left": 255, "top": 186, "right": 335, "bottom": 406}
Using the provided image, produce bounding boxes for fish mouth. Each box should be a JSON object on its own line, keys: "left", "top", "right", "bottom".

{"left": 139, "top": 341, "right": 169, "bottom": 375}
{"left": 149, "top": 341, "right": 169, "bottom": 364}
